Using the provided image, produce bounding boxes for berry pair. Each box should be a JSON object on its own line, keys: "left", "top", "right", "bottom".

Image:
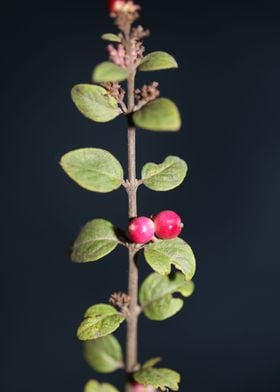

{"left": 128, "top": 210, "right": 183, "bottom": 244}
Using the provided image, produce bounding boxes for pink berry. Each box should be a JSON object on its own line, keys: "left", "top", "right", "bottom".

{"left": 132, "top": 383, "right": 155, "bottom": 392}
{"left": 128, "top": 217, "right": 155, "bottom": 244}
{"left": 153, "top": 210, "right": 183, "bottom": 239}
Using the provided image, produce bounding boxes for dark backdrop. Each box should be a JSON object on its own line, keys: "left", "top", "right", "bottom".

{"left": 1, "top": 1, "right": 280, "bottom": 391}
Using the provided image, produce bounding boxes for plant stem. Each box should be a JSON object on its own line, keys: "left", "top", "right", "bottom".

{"left": 125, "top": 58, "right": 139, "bottom": 390}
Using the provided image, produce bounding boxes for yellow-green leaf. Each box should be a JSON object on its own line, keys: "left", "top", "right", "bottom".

{"left": 71, "top": 84, "right": 120, "bottom": 122}
{"left": 133, "top": 367, "right": 181, "bottom": 391}
{"left": 60, "top": 148, "right": 124, "bottom": 193}
{"left": 140, "top": 272, "right": 194, "bottom": 320}
{"left": 139, "top": 51, "right": 178, "bottom": 72}
{"left": 84, "top": 380, "right": 119, "bottom": 392}
{"left": 71, "top": 219, "right": 119, "bottom": 263}
{"left": 142, "top": 155, "right": 188, "bottom": 191}
{"left": 133, "top": 98, "right": 181, "bottom": 132}
{"left": 84, "top": 334, "right": 124, "bottom": 373}
{"left": 144, "top": 238, "right": 196, "bottom": 281}
{"left": 77, "top": 304, "right": 125, "bottom": 341}
{"left": 101, "top": 33, "right": 121, "bottom": 43}
{"left": 142, "top": 357, "right": 162, "bottom": 369}
{"left": 93, "top": 62, "right": 129, "bottom": 83}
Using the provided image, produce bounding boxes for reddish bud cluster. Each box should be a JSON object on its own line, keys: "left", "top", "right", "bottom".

{"left": 128, "top": 210, "right": 183, "bottom": 244}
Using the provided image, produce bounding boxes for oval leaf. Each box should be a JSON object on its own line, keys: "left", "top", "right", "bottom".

{"left": 93, "top": 62, "right": 129, "bottom": 83}
{"left": 139, "top": 51, "right": 178, "bottom": 72}
{"left": 85, "top": 380, "right": 119, "bottom": 392}
{"left": 60, "top": 148, "right": 124, "bottom": 193}
{"left": 140, "top": 272, "right": 194, "bottom": 320}
{"left": 144, "top": 238, "right": 196, "bottom": 281}
{"left": 71, "top": 84, "right": 120, "bottom": 122}
{"left": 71, "top": 219, "right": 119, "bottom": 263}
{"left": 142, "top": 156, "right": 188, "bottom": 191}
{"left": 133, "top": 367, "right": 181, "bottom": 391}
{"left": 101, "top": 33, "right": 121, "bottom": 43}
{"left": 77, "top": 304, "right": 125, "bottom": 341}
{"left": 133, "top": 98, "right": 181, "bottom": 132}
{"left": 84, "top": 334, "right": 123, "bottom": 373}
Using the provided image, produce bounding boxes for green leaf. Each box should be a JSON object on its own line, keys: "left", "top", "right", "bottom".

{"left": 77, "top": 304, "right": 125, "bottom": 341}
{"left": 71, "top": 84, "right": 120, "bottom": 122}
{"left": 141, "top": 155, "right": 188, "bottom": 191}
{"left": 93, "top": 62, "right": 129, "bottom": 83}
{"left": 133, "top": 367, "right": 180, "bottom": 391}
{"left": 71, "top": 219, "right": 119, "bottom": 263}
{"left": 142, "top": 357, "right": 162, "bottom": 369}
{"left": 144, "top": 238, "right": 196, "bottom": 281}
{"left": 101, "top": 33, "right": 121, "bottom": 43}
{"left": 140, "top": 272, "right": 194, "bottom": 320}
{"left": 84, "top": 380, "right": 119, "bottom": 392}
{"left": 133, "top": 98, "right": 181, "bottom": 132}
{"left": 84, "top": 334, "right": 123, "bottom": 373}
{"left": 60, "top": 148, "right": 124, "bottom": 193}
{"left": 139, "top": 51, "right": 178, "bottom": 72}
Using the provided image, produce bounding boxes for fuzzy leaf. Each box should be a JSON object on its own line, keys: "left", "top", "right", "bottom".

{"left": 101, "top": 33, "right": 121, "bottom": 43}
{"left": 84, "top": 334, "right": 123, "bottom": 373}
{"left": 84, "top": 380, "right": 119, "bottom": 392}
{"left": 133, "top": 98, "right": 181, "bottom": 132}
{"left": 140, "top": 272, "right": 194, "bottom": 320}
{"left": 93, "top": 62, "right": 129, "bottom": 83}
{"left": 71, "top": 84, "right": 120, "bottom": 122}
{"left": 77, "top": 304, "right": 125, "bottom": 341}
{"left": 71, "top": 219, "right": 119, "bottom": 263}
{"left": 60, "top": 148, "right": 124, "bottom": 193}
{"left": 142, "top": 357, "right": 162, "bottom": 369}
{"left": 144, "top": 238, "right": 196, "bottom": 281}
{"left": 139, "top": 51, "right": 178, "bottom": 72}
{"left": 141, "top": 156, "right": 187, "bottom": 191}
{"left": 133, "top": 367, "right": 180, "bottom": 391}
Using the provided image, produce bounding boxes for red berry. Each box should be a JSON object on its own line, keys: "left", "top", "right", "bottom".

{"left": 107, "top": 0, "right": 125, "bottom": 14}
{"left": 128, "top": 217, "right": 155, "bottom": 244}
{"left": 153, "top": 210, "right": 183, "bottom": 240}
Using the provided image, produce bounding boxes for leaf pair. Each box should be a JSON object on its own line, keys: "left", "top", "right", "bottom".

{"left": 61, "top": 148, "right": 187, "bottom": 193}
{"left": 71, "top": 84, "right": 181, "bottom": 131}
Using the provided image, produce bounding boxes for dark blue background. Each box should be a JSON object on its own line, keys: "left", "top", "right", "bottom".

{"left": 1, "top": 1, "right": 280, "bottom": 391}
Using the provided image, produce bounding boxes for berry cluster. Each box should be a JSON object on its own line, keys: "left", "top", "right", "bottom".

{"left": 128, "top": 210, "right": 183, "bottom": 244}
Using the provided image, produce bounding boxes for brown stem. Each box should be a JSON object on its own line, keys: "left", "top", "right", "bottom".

{"left": 125, "top": 37, "right": 139, "bottom": 392}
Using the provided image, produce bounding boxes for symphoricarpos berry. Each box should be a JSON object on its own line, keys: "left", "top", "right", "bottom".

{"left": 132, "top": 382, "right": 155, "bottom": 392}
{"left": 128, "top": 217, "right": 155, "bottom": 244}
{"left": 153, "top": 210, "right": 183, "bottom": 240}
{"left": 107, "top": 0, "right": 126, "bottom": 14}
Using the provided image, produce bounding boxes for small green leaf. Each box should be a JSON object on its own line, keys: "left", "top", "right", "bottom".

{"left": 133, "top": 367, "right": 181, "bottom": 391}
{"left": 84, "top": 380, "right": 119, "bottom": 392}
{"left": 139, "top": 51, "right": 178, "bottom": 72}
{"left": 60, "top": 148, "right": 124, "bottom": 193}
{"left": 142, "top": 357, "right": 162, "bottom": 369}
{"left": 101, "top": 33, "right": 121, "bottom": 43}
{"left": 71, "top": 219, "right": 119, "bottom": 263}
{"left": 142, "top": 156, "right": 188, "bottom": 191}
{"left": 133, "top": 98, "right": 181, "bottom": 132}
{"left": 77, "top": 304, "right": 125, "bottom": 341}
{"left": 84, "top": 334, "right": 123, "bottom": 373}
{"left": 71, "top": 84, "right": 120, "bottom": 122}
{"left": 140, "top": 272, "right": 194, "bottom": 320}
{"left": 93, "top": 62, "right": 129, "bottom": 83}
{"left": 144, "top": 238, "right": 196, "bottom": 281}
